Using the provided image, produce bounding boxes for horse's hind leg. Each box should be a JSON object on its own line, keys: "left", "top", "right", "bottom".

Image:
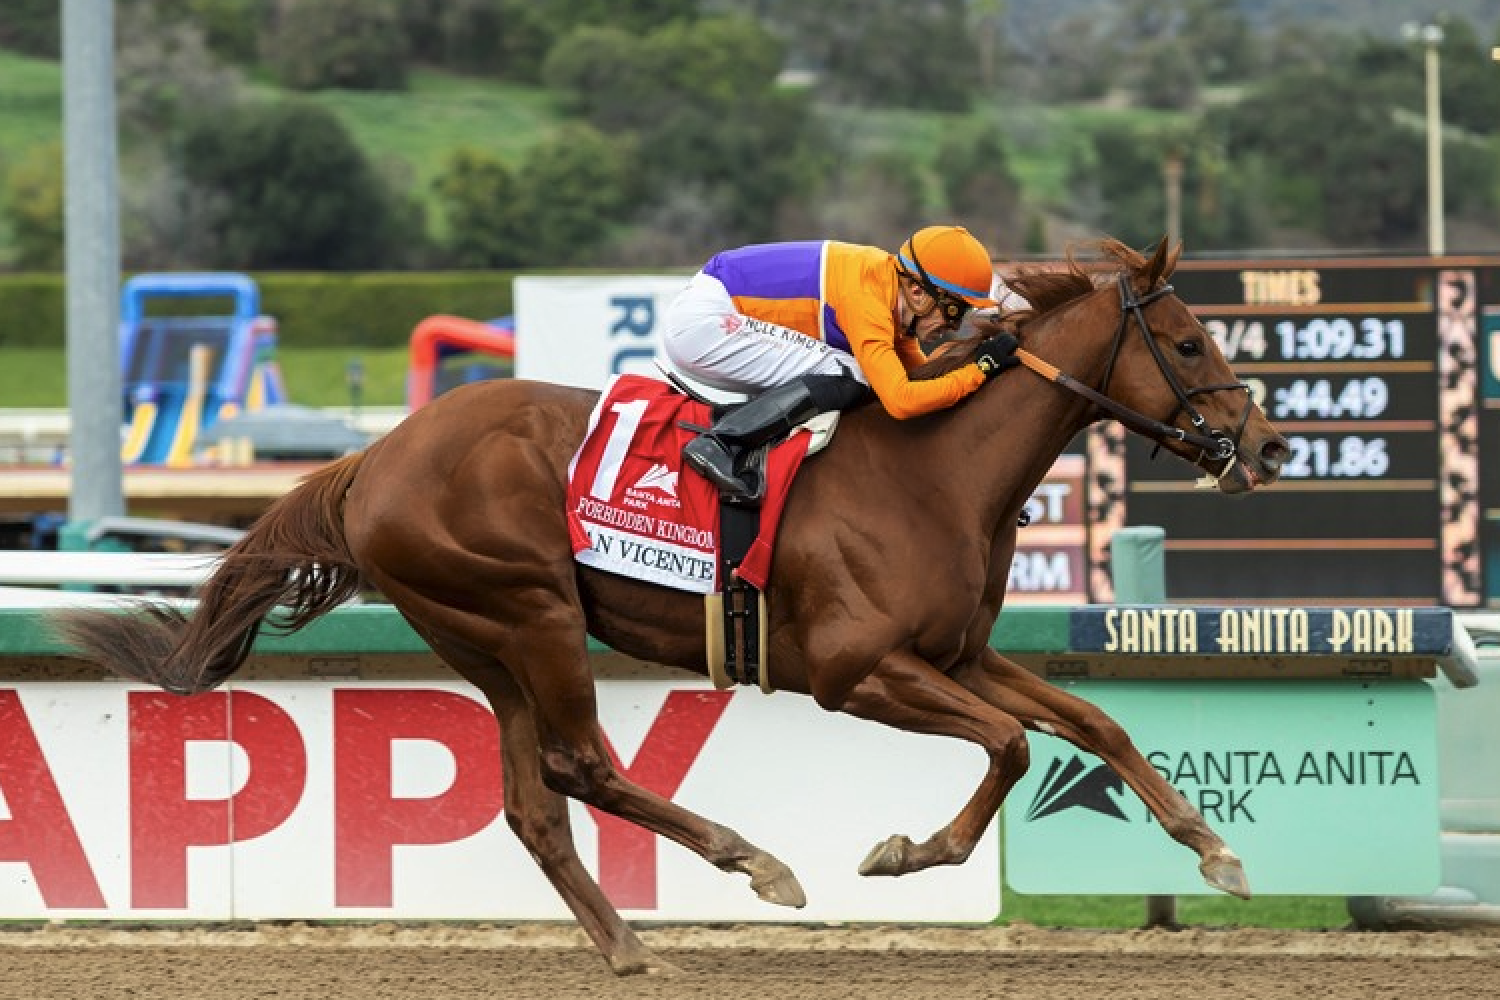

{"left": 399, "top": 627, "right": 669, "bottom": 974}
{"left": 505, "top": 621, "right": 807, "bottom": 910}
{"left": 395, "top": 570, "right": 807, "bottom": 915}
{"left": 824, "top": 649, "right": 1031, "bottom": 878}
{"left": 954, "top": 648, "right": 1250, "bottom": 899}
{"left": 467, "top": 660, "right": 675, "bottom": 976}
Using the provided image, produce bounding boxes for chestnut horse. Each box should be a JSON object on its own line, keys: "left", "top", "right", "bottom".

{"left": 59, "top": 239, "right": 1287, "bottom": 976}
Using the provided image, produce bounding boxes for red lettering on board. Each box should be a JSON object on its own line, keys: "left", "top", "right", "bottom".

{"left": 333, "top": 689, "right": 502, "bottom": 907}
{"left": 0, "top": 690, "right": 106, "bottom": 908}
{"left": 129, "top": 691, "right": 306, "bottom": 908}
{"left": 329, "top": 687, "right": 731, "bottom": 912}
{"left": 590, "top": 690, "right": 731, "bottom": 910}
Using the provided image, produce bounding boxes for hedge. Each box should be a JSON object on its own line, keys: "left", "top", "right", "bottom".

{"left": 0, "top": 271, "right": 522, "bottom": 349}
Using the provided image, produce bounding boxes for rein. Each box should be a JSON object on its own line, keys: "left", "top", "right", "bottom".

{"left": 1013, "top": 273, "right": 1252, "bottom": 482}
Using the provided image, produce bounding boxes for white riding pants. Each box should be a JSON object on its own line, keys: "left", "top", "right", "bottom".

{"left": 661, "top": 271, "right": 866, "bottom": 395}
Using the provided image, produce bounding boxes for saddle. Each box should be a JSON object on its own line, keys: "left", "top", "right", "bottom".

{"left": 663, "top": 369, "right": 839, "bottom": 692}
{"left": 567, "top": 372, "right": 839, "bottom": 694}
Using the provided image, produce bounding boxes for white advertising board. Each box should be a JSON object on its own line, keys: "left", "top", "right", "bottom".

{"left": 514, "top": 275, "right": 689, "bottom": 390}
{"left": 0, "top": 679, "right": 999, "bottom": 922}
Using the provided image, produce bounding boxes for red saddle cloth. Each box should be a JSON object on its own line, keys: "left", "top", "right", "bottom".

{"left": 566, "top": 374, "right": 811, "bottom": 594}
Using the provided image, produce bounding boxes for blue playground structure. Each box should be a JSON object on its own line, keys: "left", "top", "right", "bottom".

{"left": 118, "top": 273, "right": 286, "bottom": 466}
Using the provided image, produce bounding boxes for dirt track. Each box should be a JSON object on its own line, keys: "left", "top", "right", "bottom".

{"left": 2, "top": 923, "right": 1499, "bottom": 1000}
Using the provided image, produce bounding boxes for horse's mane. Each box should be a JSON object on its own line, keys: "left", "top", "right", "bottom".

{"left": 913, "top": 238, "right": 1164, "bottom": 380}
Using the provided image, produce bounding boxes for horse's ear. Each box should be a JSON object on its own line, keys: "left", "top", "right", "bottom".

{"left": 1145, "top": 237, "right": 1179, "bottom": 289}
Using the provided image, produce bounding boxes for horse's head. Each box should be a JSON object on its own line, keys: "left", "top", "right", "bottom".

{"left": 1002, "top": 239, "right": 1289, "bottom": 494}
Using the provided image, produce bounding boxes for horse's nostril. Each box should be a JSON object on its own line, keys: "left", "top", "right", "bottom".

{"left": 1260, "top": 438, "right": 1290, "bottom": 471}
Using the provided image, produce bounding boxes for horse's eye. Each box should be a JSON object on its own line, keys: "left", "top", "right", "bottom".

{"left": 1176, "top": 338, "right": 1204, "bottom": 358}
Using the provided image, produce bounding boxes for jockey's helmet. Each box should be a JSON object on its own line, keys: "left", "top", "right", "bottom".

{"left": 896, "top": 226, "right": 998, "bottom": 325}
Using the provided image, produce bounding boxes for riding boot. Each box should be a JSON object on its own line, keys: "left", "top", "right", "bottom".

{"left": 683, "top": 374, "right": 872, "bottom": 498}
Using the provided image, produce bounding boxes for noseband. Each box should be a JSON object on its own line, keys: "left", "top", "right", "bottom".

{"left": 1013, "top": 273, "right": 1252, "bottom": 480}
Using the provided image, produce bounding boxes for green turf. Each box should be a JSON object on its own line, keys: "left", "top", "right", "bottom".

{"left": 0, "top": 347, "right": 66, "bottom": 408}
{"left": 0, "top": 347, "right": 412, "bottom": 408}
{"left": 274, "top": 347, "right": 411, "bottom": 408}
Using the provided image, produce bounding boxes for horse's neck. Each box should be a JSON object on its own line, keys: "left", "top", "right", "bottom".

{"left": 940, "top": 293, "right": 1117, "bottom": 528}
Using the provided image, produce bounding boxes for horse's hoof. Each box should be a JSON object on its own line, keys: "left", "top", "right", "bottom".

{"left": 1200, "top": 850, "right": 1252, "bottom": 900}
{"left": 748, "top": 857, "right": 808, "bottom": 908}
{"left": 858, "top": 835, "right": 913, "bottom": 877}
{"left": 609, "top": 948, "right": 683, "bottom": 977}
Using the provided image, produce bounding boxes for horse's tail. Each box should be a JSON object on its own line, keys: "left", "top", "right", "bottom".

{"left": 54, "top": 451, "right": 368, "bottom": 695}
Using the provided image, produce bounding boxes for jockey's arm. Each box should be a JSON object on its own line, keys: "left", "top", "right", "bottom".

{"left": 846, "top": 308, "right": 985, "bottom": 420}
{"left": 893, "top": 330, "right": 928, "bottom": 370}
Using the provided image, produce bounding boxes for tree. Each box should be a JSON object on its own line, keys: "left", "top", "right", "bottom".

{"left": 1130, "top": 36, "right": 1203, "bottom": 110}
{"left": 546, "top": 14, "right": 827, "bottom": 248}
{"left": 810, "top": 150, "right": 928, "bottom": 251}
{"left": 433, "top": 148, "right": 526, "bottom": 268}
{"left": 116, "top": 2, "right": 241, "bottom": 138}
{"left": 935, "top": 126, "right": 1023, "bottom": 253}
{"left": 1180, "top": 0, "right": 1258, "bottom": 83}
{"left": 639, "top": 15, "right": 781, "bottom": 111}
{"left": 511, "top": 124, "right": 639, "bottom": 267}
{"left": 2, "top": 143, "right": 64, "bottom": 270}
{"left": 763, "top": 0, "right": 978, "bottom": 110}
{"left": 544, "top": 14, "right": 781, "bottom": 129}
{"left": 0, "top": 0, "right": 59, "bottom": 57}
{"left": 398, "top": 0, "right": 558, "bottom": 82}
{"left": 129, "top": 0, "right": 269, "bottom": 66}
{"left": 1067, "top": 123, "right": 1167, "bottom": 249}
{"left": 638, "top": 90, "right": 827, "bottom": 244}
{"left": 121, "top": 151, "right": 231, "bottom": 269}
{"left": 264, "top": 0, "right": 407, "bottom": 91}
{"left": 178, "top": 100, "right": 406, "bottom": 268}
{"left": 536, "top": 0, "right": 699, "bottom": 35}
{"left": 1023, "top": 13, "right": 1121, "bottom": 101}
{"left": 1210, "top": 68, "right": 1428, "bottom": 247}
{"left": 542, "top": 25, "right": 660, "bottom": 130}
{"left": 1067, "top": 122, "right": 1262, "bottom": 252}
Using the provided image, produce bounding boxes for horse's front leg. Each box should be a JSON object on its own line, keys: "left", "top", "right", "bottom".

{"left": 952, "top": 647, "right": 1250, "bottom": 899}
{"left": 828, "top": 649, "right": 1030, "bottom": 877}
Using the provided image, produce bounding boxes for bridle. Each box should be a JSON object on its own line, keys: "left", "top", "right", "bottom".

{"left": 1013, "top": 273, "right": 1253, "bottom": 482}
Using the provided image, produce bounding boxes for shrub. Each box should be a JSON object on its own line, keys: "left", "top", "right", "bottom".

{"left": 265, "top": 0, "right": 407, "bottom": 91}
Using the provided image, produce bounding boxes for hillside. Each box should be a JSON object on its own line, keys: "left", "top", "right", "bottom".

{"left": 0, "top": 47, "right": 1153, "bottom": 262}
{"left": 1, "top": 0, "right": 1493, "bottom": 267}
{"left": 0, "top": 49, "right": 565, "bottom": 185}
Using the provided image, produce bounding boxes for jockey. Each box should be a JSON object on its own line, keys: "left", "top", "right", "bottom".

{"left": 662, "top": 224, "right": 1021, "bottom": 497}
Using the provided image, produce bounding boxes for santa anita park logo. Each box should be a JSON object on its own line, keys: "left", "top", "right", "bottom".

{"left": 1025, "top": 749, "right": 1421, "bottom": 827}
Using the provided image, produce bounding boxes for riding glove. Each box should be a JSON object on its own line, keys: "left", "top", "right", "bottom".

{"left": 974, "top": 333, "right": 1020, "bottom": 378}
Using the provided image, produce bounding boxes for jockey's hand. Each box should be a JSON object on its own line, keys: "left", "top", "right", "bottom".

{"left": 975, "top": 333, "right": 1020, "bottom": 379}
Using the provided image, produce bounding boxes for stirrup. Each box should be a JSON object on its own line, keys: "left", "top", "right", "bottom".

{"left": 683, "top": 439, "right": 766, "bottom": 502}
{"left": 683, "top": 438, "right": 751, "bottom": 495}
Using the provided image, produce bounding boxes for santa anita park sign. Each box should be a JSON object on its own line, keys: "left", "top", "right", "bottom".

{"left": 1006, "top": 678, "right": 1438, "bottom": 895}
